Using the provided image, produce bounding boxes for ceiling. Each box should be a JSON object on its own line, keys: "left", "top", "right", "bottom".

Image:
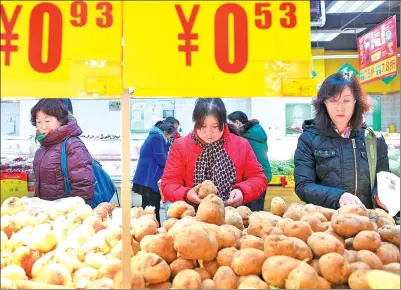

{"left": 311, "top": 0, "right": 401, "bottom": 51}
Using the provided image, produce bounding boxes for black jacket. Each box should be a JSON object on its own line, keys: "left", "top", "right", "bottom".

{"left": 294, "top": 119, "right": 389, "bottom": 209}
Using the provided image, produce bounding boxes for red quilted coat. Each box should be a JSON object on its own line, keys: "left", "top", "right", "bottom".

{"left": 161, "top": 124, "right": 268, "bottom": 204}
{"left": 33, "top": 119, "right": 95, "bottom": 203}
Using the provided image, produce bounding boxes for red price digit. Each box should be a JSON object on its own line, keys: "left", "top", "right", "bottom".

{"left": 214, "top": 3, "right": 248, "bottom": 74}
{"left": 29, "top": 3, "right": 62, "bottom": 73}
{"left": 96, "top": 2, "right": 113, "bottom": 28}
{"left": 255, "top": 3, "right": 272, "bottom": 29}
{"left": 280, "top": 2, "right": 297, "bottom": 28}
{"left": 70, "top": 1, "right": 88, "bottom": 27}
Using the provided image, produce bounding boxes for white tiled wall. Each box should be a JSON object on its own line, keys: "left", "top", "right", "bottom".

{"left": 381, "top": 93, "right": 401, "bottom": 133}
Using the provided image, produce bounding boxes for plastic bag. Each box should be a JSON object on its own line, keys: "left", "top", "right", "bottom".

{"left": 377, "top": 171, "right": 400, "bottom": 217}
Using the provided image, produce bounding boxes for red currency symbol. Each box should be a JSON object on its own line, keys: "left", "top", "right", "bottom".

{"left": 0, "top": 4, "right": 22, "bottom": 66}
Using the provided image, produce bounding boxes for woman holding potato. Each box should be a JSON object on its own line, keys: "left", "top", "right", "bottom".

{"left": 294, "top": 73, "right": 389, "bottom": 209}
{"left": 161, "top": 98, "right": 268, "bottom": 210}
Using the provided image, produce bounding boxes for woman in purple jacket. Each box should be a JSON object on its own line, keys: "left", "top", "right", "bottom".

{"left": 31, "top": 99, "right": 95, "bottom": 204}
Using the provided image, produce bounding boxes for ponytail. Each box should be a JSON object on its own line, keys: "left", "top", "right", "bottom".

{"left": 154, "top": 120, "right": 177, "bottom": 135}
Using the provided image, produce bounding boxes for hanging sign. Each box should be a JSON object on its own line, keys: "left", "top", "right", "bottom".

{"left": 123, "top": 1, "right": 312, "bottom": 97}
{"left": 0, "top": 1, "right": 123, "bottom": 98}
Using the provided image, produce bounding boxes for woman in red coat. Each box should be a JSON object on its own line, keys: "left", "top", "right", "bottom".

{"left": 161, "top": 98, "right": 268, "bottom": 208}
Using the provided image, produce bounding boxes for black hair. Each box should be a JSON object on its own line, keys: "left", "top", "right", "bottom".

{"left": 227, "top": 123, "right": 240, "bottom": 136}
{"left": 192, "top": 98, "right": 227, "bottom": 131}
{"left": 61, "top": 99, "right": 73, "bottom": 114}
{"left": 165, "top": 116, "right": 180, "bottom": 125}
{"left": 313, "top": 72, "right": 370, "bottom": 130}
{"left": 154, "top": 120, "right": 177, "bottom": 135}
{"left": 30, "top": 99, "right": 69, "bottom": 126}
{"left": 228, "top": 111, "right": 248, "bottom": 124}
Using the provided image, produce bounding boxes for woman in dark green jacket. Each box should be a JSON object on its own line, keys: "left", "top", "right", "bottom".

{"left": 228, "top": 111, "right": 272, "bottom": 211}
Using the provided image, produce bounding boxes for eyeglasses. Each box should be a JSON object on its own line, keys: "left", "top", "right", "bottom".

{"left": 325, "top": 98, "right": 356, "bottom": 109}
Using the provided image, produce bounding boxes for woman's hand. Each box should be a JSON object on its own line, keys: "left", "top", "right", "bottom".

{"left": 339, "top": 192, "right": 364, "bottom": 207}
{"left": 374, "top": 194, "right": 389, "bottom": 211}
{"left": 185, "top": 184, "right": 202, "bottom": 204}
{"left": 226, "top": 189, "right": 243, "bottom": 207}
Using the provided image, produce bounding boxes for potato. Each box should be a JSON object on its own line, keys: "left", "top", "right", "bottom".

{"left": 236, "top": 206, "right": 252, "bottom": 227}
{"left": 169, "top": 257, "right": 196, "bottom": 277}
{"left": 237, "top": 275, "right": 269, "bottom": 289}
{"left": 147, "top": 281, "right": 172, "bottom": 289}
{"left": 383, "top": 263, "right": 400, "bottom": 275}
{"left": 338, "top": 204, "right": 368, "bottom": 217}
{"left": 331, "top": 214, "right": 374, "bottom": 238}
{"left": 271, "top": 197, "right": 287, "bottom": 217}
{"left": 231, "top": 248, "right": 265, "bottom": 276}
{"left": 283, "top": 204, "right": 307, "bottom": 221}
{"left": 356, "top": 250, "right": 383, "bottom": 270}
{"left": 202, "top": 279, "right": 215, "bottom": 289}
{"left": 343, "top": 250, "right": 357, "bottom": 264}
{"left": 225, "top": 209, "right": 244, "bottom": 230}
{"left": 264, "top": 235, "right": 297, "bottom": 259}
{"left": 247, "top": 213, "right": 281, "bottom": 237}
{"left": 216, "top": 247, "right": 238, "bottom": 267}
{"left": 284, "top": 221, "right": 312, "bottom": 242}
{"left": 163, "top": 218, "right": 178, "bottom": 231}
{"left": 290, "top": 237, "right": 314, "bottom": 261}
{"left": 113, "top": 270, "right": 145, "bottom": 289}
{"left": 325, "top": 229, "right": 346, "bottom": 248}
{"left": 97, "top": 259, "right": 121, "bottom": 279}
{"left": 301, "top": 215, "right": 328, "bottom": 232}
{"left": 309, "top": 259, "right": 320, "bottom": 274}
{"left": 378, "top": 225, "right": 400, "bottom": 247}
{"left": 376, "top": 242, "right": 400, "bottom": 265}
{"left": 260, "top": 225, "right": 284, "bottom": 239}
{"left": 213, "top": 266, "right": 237, "bottom": 289}
{"left": 132, "top": 218, "right": 158, "bottom": 242}
{"left": 172, "top": 269, "right": 202, "bottom": 289}
{"left": 140, "top": 233, "right": 177, "bottom": 263}
{"left": 319, "top": 253, "right": 351, "bottom": 284}
{"left": 345, "top": 238, "right": 355, "bottom": 250}
{"left": 350, "top": 262, "right": 371, "bottom": 273}
{"left": 310, "top": 212, "right": 328, "bottom": 223}
{"left": 199, "top": 259, "right": 220, "bottom": 277}
{"left": 276, "top": 218, "right": 294, "bottom": 232}
{"left": 174, "top": 224, "right": 218, "bottom": 261}
{"left": 215, "top": 225, "right": 242, "bottom": 249}
{"left": 317, "top": 276, "right": 331, "bottom": 289}
{"left": 262, "top": 256, "right": 301, "bottom": 288}
{"left": 168, "top": 218, "right": 197, "bottom": 237}
{"left": 196, "top": 194, "right": 225, "bottom": 226}
{"left": 348, "top": 269, "right": 371, "bottom": 289}
{"left": 168, "top": 201, "right": 195, "bottom": 219}
{"left": 307, "top": 232, "right": 345, "bottom": 257}
{"left": 238, "top": 235, "right": 264, "bottom": 251}
{"left": 130, "top": 252, "right": 170, "bottom": 284}
{"left": 353, "top": 230, "right": 382, "bottom": 251}
{"left": 375, "top": 208, "right": 396, "bottom": 228}
{"left": 198, "top": 180, "right": 217, "bottom": 199}
{"left": 304, "top": 204, "right": 336, "bottom": 221}
{"left": 194, "top": 267, "right": 212, "bottom": 281}
{"left": 285, "top": 262, "right": 319, "bottom": 289}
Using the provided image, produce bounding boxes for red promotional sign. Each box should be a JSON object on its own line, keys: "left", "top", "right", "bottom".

{"left": 357, "top": 15, "right": 398, "bottom": 84}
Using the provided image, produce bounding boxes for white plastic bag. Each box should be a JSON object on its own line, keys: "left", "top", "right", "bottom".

{"left": 377, "top": 171, "right": 400, "bottom": 217}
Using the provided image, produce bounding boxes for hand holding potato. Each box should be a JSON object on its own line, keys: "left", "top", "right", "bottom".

{"left": 226, "top": 189, "right": 243, "bottom": 208}
{"left": 185, "top": 184, "right": 202, "bottom": 205}
{"left": 339, "top": 192, "right": 364, "bottom": 207}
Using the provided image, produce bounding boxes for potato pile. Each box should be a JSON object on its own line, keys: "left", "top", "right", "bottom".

{"left": 1, "top": 193, "right": 400, "bottom": 289}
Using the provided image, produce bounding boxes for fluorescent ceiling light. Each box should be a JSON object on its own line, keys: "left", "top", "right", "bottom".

{"left": 325, "top": 33, "right": 341, "bottom": 41}
{"left": 311, "top": 31, "right": 342, "bottom": 42}
{"left": 364, "top": 1, "right": 385, "bottom": 12}
{"left": 312, "top": 33, "right": 325, "bottom": 41}
{"left": 345, "top": 1, "right": 366, "bottom": 13}
{"left": 327, "top": 1, "right": 347, "bottom": 13}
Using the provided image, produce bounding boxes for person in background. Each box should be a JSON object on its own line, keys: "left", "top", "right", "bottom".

{"left": 294, "top": 72, "right": 389, "bottom": 210}
{"left": 61, "top": 98, "right": 73, "bottom": 114}
{"left": 228, "top": 111, "right": 272, "bottom": 211}
{"left": 165, "top": 116, "right": 181, "bottom": 143}
{"left": 133, "top": 121, "right": 177, "bottom": 224}
{"left": 161, "top": 98, "right": 268, "bottom": 210}
{"left": 31, "top": 99, "right": 95, "bottom": 203}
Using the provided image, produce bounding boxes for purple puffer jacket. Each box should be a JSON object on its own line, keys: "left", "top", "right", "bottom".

{"left": 33, "top": 119, "right": 95, "bottom": 203}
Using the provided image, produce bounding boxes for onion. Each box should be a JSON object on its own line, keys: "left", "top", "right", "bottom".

{"left": 52, "top": 251, "right": 74, "bottom": 273}
{"left": 29, "top": 224, "right": 58, "bottom": 253}
{"left": 0, "top": 278, "right": 17, "bottom": 289}
{"left": 7, "top": 226, "right": 33, "bottom": 252}
{"left": 65, "top": 212, "right": 81, "bottom": 225}
{"left": 1, "top": 254, "right": 10, "bottom": 269}
{"left": 111, "top": 208, "right": 123, "bottom": 225}
{"left": 31, "top": 251, "right": 55, "bottom": 279}
{"left": 87, "top": 278, "right": 114, "bottom": 289}
{"left": 1, "top": 231, "right": 8, "bottom": 250}
{"left": 53, "top": 222, "right": 72, "bottom": 243}
{"left": 73, "top": 266, "right": 98, "bottom": 284}
{"left": 76, "top": 204, "right": 93, "bottom": 221}
{"left": 104, "top": 227, "right": 122, "bottom": 248}
{"left": 1, "top": 197, "right": 25, "bottom": 216}
{"left": 130, "top": 207, "right": 144, "bottom": 219}
{"left": 1, "top": 215, "right": 22, "bottom": 239}
{"left": 12, "top": 246, "right": 42, "bottom": 278}
{"left": 12, "top": 211, "right": 31, "bottom": 228}
{"left": 143, "top": 206, "right": 155, "bottom": 215}
{"left": 66, "top": 225, "right": 93, "bottom": 246}
{"left": 97, "top": 258, "right": 121, "bottom": 279}
{"left": 34, "top": 211, "right": 50, "bottom": 224}
{"left": 1, "top": 265, "right": 27, "bottom": 281}
{"left": 97, "top": 202, "right": 116, "bottom": 214}
{"left": 33, "top": 262, "right": 72, "bottom": 286}
{"left": 83, "top": 215, "right": 106, "bottom": 233}
{"left": 49, "top": 207, "right": 67, "bottom": 221}
{"left": 94, "top": 207, "right": 108, "bottom": 220}
{"left": 84, "top": 252, "right": 108, "bottom": 270}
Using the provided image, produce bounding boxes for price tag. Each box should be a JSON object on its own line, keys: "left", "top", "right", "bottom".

{"left": 1, "top": 1, "right": 122, "bottom": 98}
{"left": 123, "top": 1, "right": 311, "bottom": 97}
{"left": 1, "top": 172, "right": 28, "bottom": 203}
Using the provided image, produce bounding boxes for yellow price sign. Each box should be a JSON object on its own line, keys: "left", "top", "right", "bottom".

{"left": 1, "top": 1, "right": 122, "bottom": 98}
{"left": 123, "top": 1, "right": 311, "bottom": 97}
{"left": 282, "top": 78, "right": 317, "bottom": 97}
